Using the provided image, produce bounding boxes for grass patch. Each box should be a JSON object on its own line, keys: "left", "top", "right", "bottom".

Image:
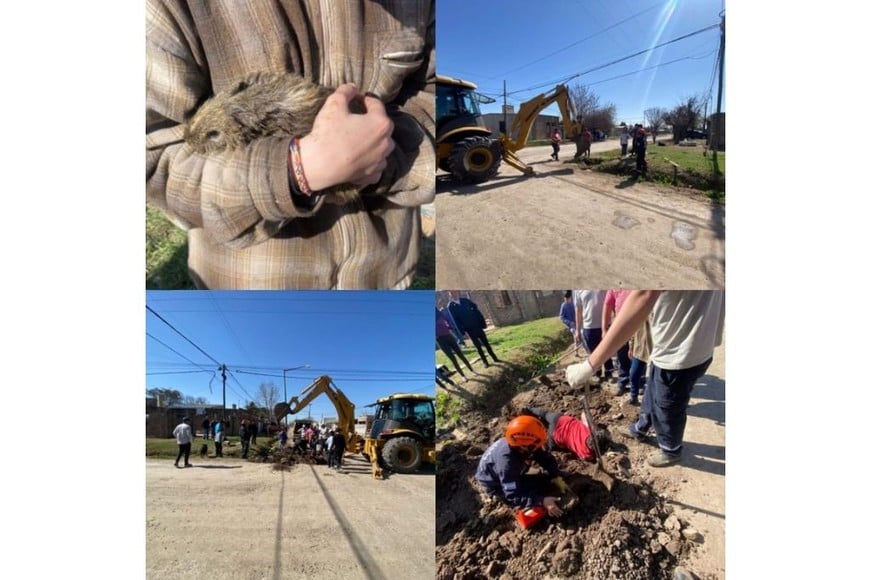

{"left": 435, "top": 391, "right": 462, "bottom": 428}
{"left": 146, "top": 437, "right": 258, "bottom": 459}
{"left": 588, "top": 141, "right": 725, "bottom": 199}
{"left": 410, "top": 234, "right": 435, "bottom": 289}
{"left": 146, "top": 204, "right": 195, "bottom": 289}
{"left": 436, "top": 317, "right": 569, "bottom": 368}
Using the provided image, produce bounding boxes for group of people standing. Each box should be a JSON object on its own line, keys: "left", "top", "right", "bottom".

{"left": 436, "top": 291, "right": 501, "bottom": 382}
{"left": 477, "top": 290, "right": 724, "bottom": 528}
{"left": 549, "top": 123, "right": 646, "bottom": 174}
{"left": 549, "top": 125, "right": 593, "bottom": 161}
{"left": 618, "top": 123, "right": 648, "bottom": 174}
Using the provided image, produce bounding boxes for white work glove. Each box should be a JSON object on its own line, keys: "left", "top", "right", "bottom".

{"left": 565, "top": 360, "right": 594, "bottom": 387}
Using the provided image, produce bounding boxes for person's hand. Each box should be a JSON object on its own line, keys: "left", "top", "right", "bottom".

{"left": 298, "top": 84, "right": 396, "bottom": 190}
{"left": 565, "top": 360, "right": 594, "bottom": 387}
{"left": 543, "top": 496, "right": 563, "bottom": 517}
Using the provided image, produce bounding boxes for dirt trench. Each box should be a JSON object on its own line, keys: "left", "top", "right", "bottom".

{"left": 436, "top": 369, "right": 703, "bottom": 580}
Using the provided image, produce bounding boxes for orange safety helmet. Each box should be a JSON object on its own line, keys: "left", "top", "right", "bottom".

{"left": 504, "top": 416, "right": 547, "bottom": 451}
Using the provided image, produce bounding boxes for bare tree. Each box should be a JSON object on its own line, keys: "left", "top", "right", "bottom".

{"left": 664, "top": 95, "right": 705, "bottom": 142}
{"left": 568, "top": 83, "right": 616, "bottom": 137}
{"left": 644, "top": 107, "right": 667, "bottom": 142}
{"left": 257, "top": 382, "right": 279, "bottom": 419}
{"left": 182, "top": 395, "right": 209, "bottom": 405}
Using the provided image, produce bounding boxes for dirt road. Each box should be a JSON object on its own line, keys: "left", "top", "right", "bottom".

{"left": 435, "top": 143, "right": 724, "bottom": 289}
{"left": 146, "top": 454, "right": 435, "bottom": 579}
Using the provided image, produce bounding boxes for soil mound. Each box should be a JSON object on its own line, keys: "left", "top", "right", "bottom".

{"left": 436, "top": 371, "right": 698, "bottom": 579}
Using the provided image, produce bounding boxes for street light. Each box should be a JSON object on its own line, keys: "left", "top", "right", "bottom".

{"left": 282, "top": 365, "right": 310, "bottom": 426}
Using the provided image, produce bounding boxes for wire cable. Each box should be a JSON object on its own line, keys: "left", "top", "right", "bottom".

{"left": 146, "top": 305, "right": 221, "bottom": 366}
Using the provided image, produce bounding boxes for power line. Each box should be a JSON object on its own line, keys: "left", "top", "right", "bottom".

{"left": 146, "top": 332, "right": 214, "bottom": 371}
{"left": 497, "top": 1, "right": 668, "bottom": 77}
{"left": 146, "top": 370, "right": 214, "bottom": 376}
{"left": 582, "top": 50, "right": 717, "bottom": 89}
{"left": 506, "top": 22, "right": 719, "bottom": 97}
{"left": 146, "top": 305, "right": 221, "bottom": 366}
{"left": 208, "top": 292, "right": 255, "bottom": 366}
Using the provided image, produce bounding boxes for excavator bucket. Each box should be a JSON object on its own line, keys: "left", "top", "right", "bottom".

{"left": 273, "top": 402, "right": 291, "bottom": 423}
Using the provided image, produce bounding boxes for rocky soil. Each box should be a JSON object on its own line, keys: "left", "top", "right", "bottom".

{"left": 436, "top": 367, "right": 710, "bottom": 580}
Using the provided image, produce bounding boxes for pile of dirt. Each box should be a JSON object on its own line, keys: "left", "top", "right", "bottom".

{"left": 247, "top": 444, "right": 323, "bottom": 470}
{"left": 436, "top": 370, "right": 699, "bottom": 580}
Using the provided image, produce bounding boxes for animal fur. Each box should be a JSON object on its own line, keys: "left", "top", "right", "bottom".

{"left": 185, "top": 72, "right": 371, "bottom": 205}
{"left": 200, "top": 443, "right": 208, "bottom": 458}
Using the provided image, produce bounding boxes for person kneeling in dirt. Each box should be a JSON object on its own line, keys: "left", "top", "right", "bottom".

{"left": 474, "top": 416, "right": 564, "bottom": 520}
{"left": 518, "top": 407, "right": 611, "bottom": 462}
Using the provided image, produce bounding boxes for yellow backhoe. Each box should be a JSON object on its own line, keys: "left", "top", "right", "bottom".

{"left": 436, "top": 75, "right": 582, "bottom": 183}
{"left": 274, "top": 375, "right": 435, "bottom": 479}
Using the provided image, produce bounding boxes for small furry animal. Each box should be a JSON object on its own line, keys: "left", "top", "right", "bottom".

{"left": 185, "top": 72, "right": 375, "bottom": 205}
{"left": 200, "top": 443, "right": 208, "bottom": 458}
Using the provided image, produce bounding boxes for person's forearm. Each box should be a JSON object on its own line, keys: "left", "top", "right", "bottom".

{"left": 588, "top": 291, "right": 660, "bottom": 370}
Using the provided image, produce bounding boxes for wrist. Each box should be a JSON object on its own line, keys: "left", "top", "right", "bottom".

{"left": 296, "top": 134, "right": 335, "bottom": 192}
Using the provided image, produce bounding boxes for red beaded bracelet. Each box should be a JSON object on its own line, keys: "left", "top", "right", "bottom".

{"left": 288, "top": 136, "right": 313, "bottom": 196}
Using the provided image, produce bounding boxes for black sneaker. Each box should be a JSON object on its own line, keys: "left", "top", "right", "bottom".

{"left": 628, "top": 397, "right": 640, "bottom": 406}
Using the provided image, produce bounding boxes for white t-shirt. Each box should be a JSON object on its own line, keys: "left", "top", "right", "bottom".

{"left": 573, "top": 290, "right": 607, "bottom": 329}
{"left": 650, "top": 291, "right": 725, "bottom": 370}
{"left": 173, "top": 423, "right": 193, "bottom": 445}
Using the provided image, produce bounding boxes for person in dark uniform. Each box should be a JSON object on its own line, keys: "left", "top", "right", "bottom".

{"left": 447, "top": 291, "right": 500, "bottom": 367}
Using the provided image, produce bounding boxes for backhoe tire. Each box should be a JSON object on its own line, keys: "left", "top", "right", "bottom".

{"left": 447, "top": 136, "right": 501, "bottom": 183}
{"left": 382, "top": 436, "right": 423, "bottom": 474}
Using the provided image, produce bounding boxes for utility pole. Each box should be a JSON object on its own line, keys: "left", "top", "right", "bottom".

{"left": 713, "top": 12, "right": 725, "bottom": 166}
{"left": 220, "top": 364, "right": 227, "bottom": 421}
{"left": 282, "top": 364, "right": 310, "bottom": 426}
{"left": 503, "top": 80, "right": 507, "bottom": 136}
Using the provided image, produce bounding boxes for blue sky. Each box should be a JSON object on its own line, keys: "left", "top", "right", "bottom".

{"left": 146, "top": 291, "right": 435, "bottom": 421}
{"left": 437, "top": 0, "right": 725, "bottom": 125}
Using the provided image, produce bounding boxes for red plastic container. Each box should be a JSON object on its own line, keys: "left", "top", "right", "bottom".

{"left": 515, "top": 506, "right": 547, "bottom": 529}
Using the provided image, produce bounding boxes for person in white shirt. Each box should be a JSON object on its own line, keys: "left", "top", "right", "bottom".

{"left": 173, "top": 417, "right": 194, "bottom": 468}
{"left": 566, "top": 291, "right": 724, "bottom": 468}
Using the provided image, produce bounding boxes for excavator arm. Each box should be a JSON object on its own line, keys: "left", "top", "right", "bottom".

{"left": 498, "top": 84, "right": 580, "bottom": 175}
{"left": 274, "top": 375, "right": 362, "bottom": 454}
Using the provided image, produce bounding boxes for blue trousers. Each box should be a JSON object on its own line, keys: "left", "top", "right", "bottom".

{"left": 634, "top": 358, "right": 712, "bottom": 456}
{"left": 629, "top": 358, "right": 648, "bottom": 399}
{"left": 615, "top": 342, "right": 631, "bottom": 388}
{"left": 581, "top": 328, "right": 614, "bottom": 375}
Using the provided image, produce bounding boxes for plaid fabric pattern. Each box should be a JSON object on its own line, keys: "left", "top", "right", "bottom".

{"left": 146, "top": 0, "right": 435, "bottom": 288}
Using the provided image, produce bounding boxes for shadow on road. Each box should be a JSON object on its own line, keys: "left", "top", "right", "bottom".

{"left": 435, "top": 168, "right": 575, "bottom": 196}
{"left": 309, "top": 464, "right": 387, "bottom": 580}
{"left": 680, "top": 442, "right": 725, "bottom": 477}
{"left": 271, "top": 470, "right": 286, "bottom": 580}
{"left": 188, "top": 464, "right": 242, "bottom": 469}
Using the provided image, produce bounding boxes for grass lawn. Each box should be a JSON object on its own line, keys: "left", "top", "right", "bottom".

{"left": 146, "top": 436, "right": 272, "bottom": 460}
{"left": 146, "top": 204, "right": 195, "bottom": 289}
{"left": 590, "top": 141, "right": 725, "bottom": 202}
{"left": 436, "top": 317, "right": 569, "bottom": 369}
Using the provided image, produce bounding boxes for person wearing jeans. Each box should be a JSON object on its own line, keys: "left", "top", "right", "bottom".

{"left": 573, "top": 290, "right": 614, "bottom": 380}
{"left": 436, "top": 308, "right": 475, "bottom": 379}
{"left": 566, "top": 290, "right": 724, "bottom": 468}
{"left": 627, "top": 358, "right": 712, "bottom": 459}
{"left": 628, "top": 319, "right": 652, "bottom": 405}
{"left": 603, "top": 289, "right": 632, "bottom": 394}
{"left": 173, "top": 417, "right": 193, "bottom": 468}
